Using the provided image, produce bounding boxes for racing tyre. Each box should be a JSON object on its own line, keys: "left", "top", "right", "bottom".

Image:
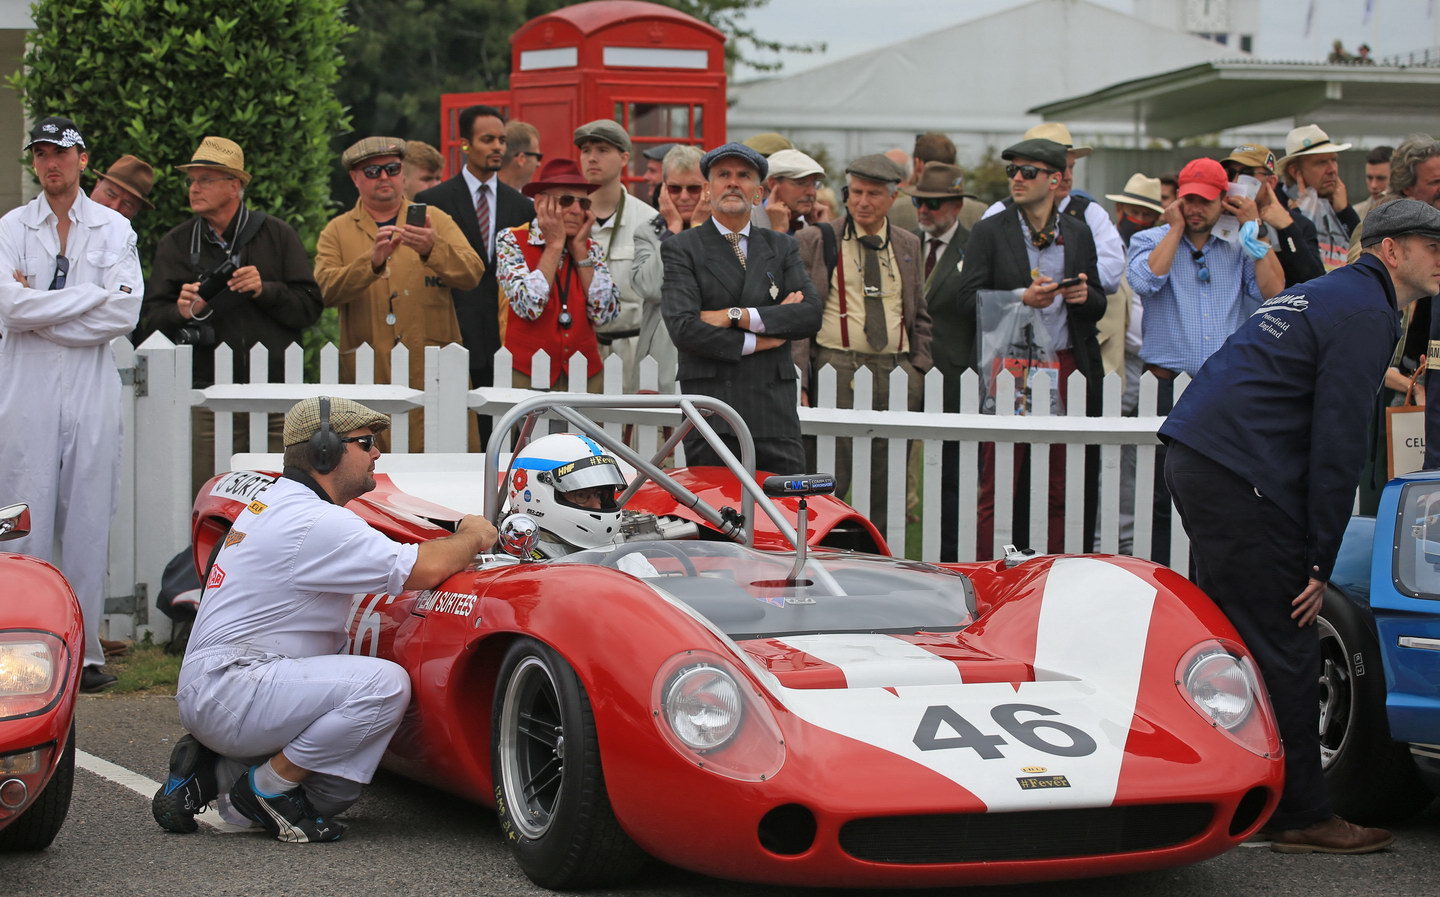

{"left": 492, "top": 637, "right": 646, "bottom": 888}
{"left": 0, "top": 724, "right": 75, "bottom": 851}
{"left": 1317, "top": 587, "right": 1428, "bottom": 823}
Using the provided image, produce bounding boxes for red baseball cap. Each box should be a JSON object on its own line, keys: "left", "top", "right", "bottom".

{"left": 1177, "top": 158, "right": 1229, "bottom": 201}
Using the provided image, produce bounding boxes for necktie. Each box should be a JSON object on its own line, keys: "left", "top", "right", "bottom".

{"left": 858, "top": 234, "right": 887, "bottom": 350}
{"left": 475, "top": 183, "right": 491, "bottom": 258}
{"left": 925, "top": 237, "right": 942, "bottom": 280}
{"left": 724, "top": 231, "right": 746, "bottom": 269}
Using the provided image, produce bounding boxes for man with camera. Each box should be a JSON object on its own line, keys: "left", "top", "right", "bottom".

{"left": 143, "top": 137, "right": 322, "bottom": 496}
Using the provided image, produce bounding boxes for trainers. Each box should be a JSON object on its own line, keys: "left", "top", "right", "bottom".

{"left": 229, "top": 768, "right": 346, "bottom": 843}
{"left": 1270, "top": 815, "right": 1394, "bottom": 854}
{"left": 152, "top": 734, "right": 219, "bottom": 833}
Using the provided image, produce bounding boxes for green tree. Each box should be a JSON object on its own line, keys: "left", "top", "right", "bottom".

{"left": 9, "top": 0, "right": 353, "bottom": 257}
{"left": 338, "top": 0, "right": 818, "bottom": 149}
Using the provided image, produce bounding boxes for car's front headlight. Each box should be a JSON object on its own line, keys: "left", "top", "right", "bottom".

{"left": 664, "top": 664, "right": 743, "bottom": 750}
{"left": 1177, "top": 639, "right": 1280, "bottom": 757}
{"left": 652, "top": 650, "right": 786, "bottom": 782}
{"left": 0, "top": 633, "right": 66, "bottom": 721}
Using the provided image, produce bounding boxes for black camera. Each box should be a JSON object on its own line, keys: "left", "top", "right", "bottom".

{"left": 196, "top": 259, "right": 238, "bottom": 301}
{"left": 173, "top": 323, "right": 217, "bottom": 347}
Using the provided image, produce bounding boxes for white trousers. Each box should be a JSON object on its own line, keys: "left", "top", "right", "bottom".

{"left": 178, "top": 647, "right": 411, "bottom": 816}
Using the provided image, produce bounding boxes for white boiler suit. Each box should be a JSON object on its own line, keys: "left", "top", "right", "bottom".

{"left": 0, "top": 191, "right": 142, "bottom": 668}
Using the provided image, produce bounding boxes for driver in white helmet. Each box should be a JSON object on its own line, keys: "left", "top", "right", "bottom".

{"left": 506, "top": 434, "right": 629, "bottom": 558}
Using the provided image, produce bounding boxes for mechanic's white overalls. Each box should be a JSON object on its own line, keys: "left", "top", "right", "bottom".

{"left": 0, "top": 192, "right": 142, "bottom": 668}
{"left": 178, "top": 476, "right": 417, "bottom": 815}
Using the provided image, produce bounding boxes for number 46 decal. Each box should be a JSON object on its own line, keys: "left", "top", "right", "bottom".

{"left": 913, "top": 703, "right": 1098, "bottom": 758}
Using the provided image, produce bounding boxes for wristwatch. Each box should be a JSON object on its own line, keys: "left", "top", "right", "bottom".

{"left": 573, "top": 258, "right": 595, "bottom": 269}
{"left": 727, "top": 307, "right": 743, "bottom": 327}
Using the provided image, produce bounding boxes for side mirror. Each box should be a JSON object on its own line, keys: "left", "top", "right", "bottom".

{"left": 0, "top": 503, "right": 31, "bottom": 542}
{"left": 498, "top": 513, "right": 540, "bottom": 560}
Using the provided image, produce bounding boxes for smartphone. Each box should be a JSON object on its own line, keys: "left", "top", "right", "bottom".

{"left": 1056, "top": 276, "right": 1083, "bottom": 289}
{"left": 406, "top": 203, "right": 428, "bottom": 227}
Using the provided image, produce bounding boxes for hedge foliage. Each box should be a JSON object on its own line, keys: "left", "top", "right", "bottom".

{"left": 9, "top": 0, "right": 354, "bottom": 256}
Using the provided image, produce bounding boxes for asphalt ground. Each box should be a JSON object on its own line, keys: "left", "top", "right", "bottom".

{"left": 3, "top": 694, "right": 1438, "bottom": 897}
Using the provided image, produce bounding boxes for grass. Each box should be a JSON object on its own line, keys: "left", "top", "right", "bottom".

{"left": 103, "top": 639, "right": 182, "bottom": 695}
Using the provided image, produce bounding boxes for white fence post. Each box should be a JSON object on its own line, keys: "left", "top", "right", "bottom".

{"left": 132, "top": 334, "right": 193, "bottom": 644}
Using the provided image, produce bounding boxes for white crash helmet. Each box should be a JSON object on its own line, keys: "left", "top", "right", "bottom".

{"left": 506, "top": 434, "right": 627, "bottom": 550}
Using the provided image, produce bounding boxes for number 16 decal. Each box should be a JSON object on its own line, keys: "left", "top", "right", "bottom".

{"left": 913, "top": 703, "right": 1098, "bottom": 758}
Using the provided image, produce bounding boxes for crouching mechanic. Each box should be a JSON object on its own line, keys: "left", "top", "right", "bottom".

{"left": 153, "top": 396, "right": 497, "bottom": 842}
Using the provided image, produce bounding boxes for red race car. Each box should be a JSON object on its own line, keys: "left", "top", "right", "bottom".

{"left": 190, "top": 394, "right": 1283, "bottom": 888}
{"left": 0, "top": 502, "right": 83, "bottom": 851}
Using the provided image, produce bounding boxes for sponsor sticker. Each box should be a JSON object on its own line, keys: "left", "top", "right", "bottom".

{"left": 1016, "top": 775, "right": 1071, "bottom": 790}
{"left": 206, "top": 565, "right": 226, "bottom": 590}
{"left": 512, "top": 469, "right": 527, "bottom": 491}
{"left": 1021, "top": 766, "right": 1047, "bottom": 774}
{"left": 210, "top": 470, "right": 275, "bottom": 503}
{"left": 223, "top": 530, "right": 247, "bottom": 548}
{"left": 416, "top": 590, "right": 477, "bottom": 616}
{"left": 247, "top": 500, "right": 267, "bottom": 515}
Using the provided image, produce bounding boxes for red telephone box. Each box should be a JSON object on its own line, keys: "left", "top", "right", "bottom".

{"left": 439, "top": 0, "right": 728, "bottom": 184}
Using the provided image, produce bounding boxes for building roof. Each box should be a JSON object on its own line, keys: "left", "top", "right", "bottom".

{"left": 1030, "top": 57, "right": 1440, "bottom": 141}
{"left": 728, "top": 0, "right": 1249, "bottom": 137}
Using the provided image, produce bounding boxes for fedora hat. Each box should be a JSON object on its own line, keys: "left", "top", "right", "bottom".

{"left": 1104, "top": 173, "right": 1164, "bottom": 214}
{"left": 176, "top": 136, "right": 251, "bottom": 185}
{"left": 1276, "top": 124, "right": 1352, "bottom": 171}
{"left": 522, "top": 158, "right": 599, "bottom": 198}
{"left": 95, "top": 155, "right": 155, "bottom": 209}
{"left": 1023, "top": 122, "right": 1092, "bottom": 159}
{"left": 905, "top": 163, "right": 976, "bottom": 199}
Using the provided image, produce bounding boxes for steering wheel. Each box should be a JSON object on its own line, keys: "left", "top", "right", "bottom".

{"left": 600, "top": 540, "right": 698, "bottom": 576}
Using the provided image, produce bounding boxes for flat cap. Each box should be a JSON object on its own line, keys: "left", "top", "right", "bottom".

{"left": 742, "top": 132, "right": 794, "bottom": 157}
{"left": 1361, "top": 198, "right": 1440, "bottom": 247}
{"left": 767, "top": 149, "right": 825, "bottom": 180}
{"left": 641, "top": 142, "right": 677, "bottom": 162}
{"left": 283, "top": 396, "right": 390, "bottom": 447}
{"left": 700, "top": 142, "right": 767, "bottom": 180}
{"left": 342, "top": 136, "right": 405, "bottom": 169}
{"left": 845, "top": 153, "right": 905, "bottom": 185}
{"left": 1001, "top": 138, "right": 1068, "bottom": 173}
{"left": 574, "top": 119, "right": 631, "bottom": 154}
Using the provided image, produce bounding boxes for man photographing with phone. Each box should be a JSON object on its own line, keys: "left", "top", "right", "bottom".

{"left": 143, "top": 136, "right": 323, "bottom": 497}
{"left": 315, "top": 137, "right": 484, "bottom": 451}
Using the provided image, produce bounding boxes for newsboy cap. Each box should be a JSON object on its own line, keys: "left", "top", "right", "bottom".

{"left": 767, "top": 149, "right": 825, "bottom": 181}
{"left": 283, "top": 396, "right": 390, "bottom": 447}
{"left": 1001, "top": 138, "right": 1068, "bottom": 173}
{"left": 1361, "top": 198, "right": 1440, "bottom": 247}
{"left": 342, "top": 136, "right": 405, "bottom": 170}
{"left": 845, "top": 153, "right": 905, "bottom": 185}
{"left": 700, "top": 142, "right": 768, "bottom": 180}
{"left": 573, "top": 119, "right": 631, "bottom": 154}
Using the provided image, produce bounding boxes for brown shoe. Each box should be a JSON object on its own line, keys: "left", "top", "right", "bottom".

{"left": 101, "top": 638, "right": 129, "bottom": 658}
{"left": 1270, "top": 815, "right": 1394, "bottom": 854}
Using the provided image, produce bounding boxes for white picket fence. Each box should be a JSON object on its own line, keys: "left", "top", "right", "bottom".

{"left": 104, "top": 336, "right": 1185, "bottom": 643}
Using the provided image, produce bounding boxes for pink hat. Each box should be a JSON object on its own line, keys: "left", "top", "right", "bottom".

{"left": 1177, "top": 158, "right": 1229, "bottom": 201}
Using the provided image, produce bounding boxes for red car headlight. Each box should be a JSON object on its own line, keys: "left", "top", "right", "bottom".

{"left": 0, "top": 632, "right": 67, "bottom": 721}
{"left": 1177, "top": 639, "right": 1281, "bottom": 758}
{"left": 652, "top": 650, "right": 786, "bottom": 782}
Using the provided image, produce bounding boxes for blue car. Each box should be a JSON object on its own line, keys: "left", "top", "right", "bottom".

{"left": 1325, "top": 471, "right": 1440, "bottom": 820}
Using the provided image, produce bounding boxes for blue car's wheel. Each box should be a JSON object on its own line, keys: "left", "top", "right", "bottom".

{"left": 1318, "top": 587, "right": 1429, "bottom": 822}
{"left": 492, "top": 637, "right": 646, "bottom": 888}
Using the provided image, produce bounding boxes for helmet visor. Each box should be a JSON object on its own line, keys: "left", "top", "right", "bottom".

{"left": 549, "top": 453, "right": 627, "bottom": 492}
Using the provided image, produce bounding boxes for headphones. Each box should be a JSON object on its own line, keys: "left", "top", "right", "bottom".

{"left": 308, "top": 396, "right": 343, "bottom": 474}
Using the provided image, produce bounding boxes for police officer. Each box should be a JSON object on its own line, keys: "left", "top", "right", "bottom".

{"left": 1161, "top": 199, "right": 1440, "bottom": 855}
{"left": 152, "top": 397, "right": 496, "bottom": 842}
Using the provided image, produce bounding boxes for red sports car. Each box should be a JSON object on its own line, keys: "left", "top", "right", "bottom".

{"left": 190, "top": 394, "right": 1283, "bottom": 888}
{"left": 0, "top": 502, "right": 83, "bottom": 851}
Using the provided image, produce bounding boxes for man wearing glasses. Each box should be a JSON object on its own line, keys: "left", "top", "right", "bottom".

{"left": 1127, "top": 157, "right": 1282, "bottom": 561}
{"left": 143, "top": 136, "right": 323, "bottom": 497}
{"left": 497, "top": 120, "right": 542, "bottom": 193}
{"left": 315, "top": 137, "right": 484, "bottom": 451}
{"left": 152, "top": 396, "right": 496, "bottom": 843}
{"left": 0, "top": 115, "right": 143, "bottom": 692}
{"left": 633, "top": 145, "right": 708, "bottom": 395}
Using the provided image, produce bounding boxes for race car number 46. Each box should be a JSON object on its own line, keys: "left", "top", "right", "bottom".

{"left": 913, "top": 703, "right": 1098, "bottom": 759}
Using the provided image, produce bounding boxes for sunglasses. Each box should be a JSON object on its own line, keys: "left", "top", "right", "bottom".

{"left": 911, "top": 197, "right": 954, "bottom": 211}
{"left": 1005, "top": 164, "right": 1058, "bottom": 181}
{"left": 340, "top": 434, "right": 377, "bottom": 452}
{"left": 553, "top": 194, "right": 592, "bottom": 210}
{"left": 666, "top": 184, "right": 704, "bottom": 196}
{"left": 360, "top": 161, "right": 403, "bottom": 179}
{"left": 50, "top": 254, "right": 69, "bottom": 290}
{"left": 1190, "top": 249, "right": 1210, "bottom": 284}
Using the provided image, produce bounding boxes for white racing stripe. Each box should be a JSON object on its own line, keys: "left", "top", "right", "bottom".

{"left": 77, "top": 750, "right": 253, "bottom": 833}
{"left": 777, "top": 633, "right": 965, "bottom": 687}
{"left": 773, "top": 558, "right": 1158, "bottom": 812}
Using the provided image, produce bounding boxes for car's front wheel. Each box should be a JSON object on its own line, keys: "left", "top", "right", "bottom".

{"left": 0, "top": 724, "right": 74, "bottom": 851}
{"left": 1318, "top": 586, "right": 1430, "bottom": 822}
{"left": 491, "top": 637, "right": 645, "bottom": 889}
